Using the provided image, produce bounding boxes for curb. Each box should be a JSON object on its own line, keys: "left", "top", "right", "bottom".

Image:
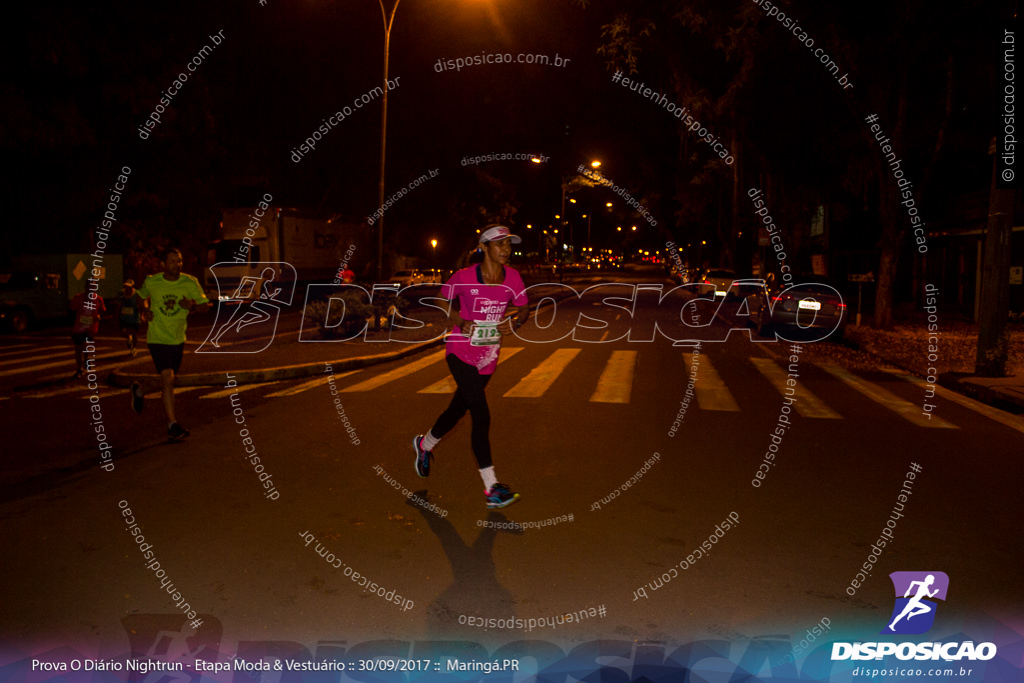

{"left": 844, "top": 327, "right": 1024, "bottom": 413}
{"left": 108, "top": 337, "right": 446, "bottom": 388}
{"left": 941, "top": 374, "right": 1024, "bottom": 412}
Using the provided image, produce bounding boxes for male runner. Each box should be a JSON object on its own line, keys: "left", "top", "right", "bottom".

{"left": 129, "top": 248, "right": 210, "bottom": 441}
{"left": 412, "top": 225, "right": 529, "bottom": 508}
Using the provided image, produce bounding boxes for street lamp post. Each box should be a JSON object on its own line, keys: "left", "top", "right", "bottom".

{"left": 560, "top": 160, "right": 601, "bottom": 265}
{"left": 560, "top": 186, "right": 568, "bottom": 264}
{"left": 375, "top": 0, "right": 402, "bottom": 283}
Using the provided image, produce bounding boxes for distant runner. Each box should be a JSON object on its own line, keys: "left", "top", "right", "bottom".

{"left": 115, "top": 280, "right": 142, "bottom": 356}
{"left": 69, "top": 289, "right": 107, "bottom": 379}
{"left": 412, "top": 225, "right": 529, "bottom": 508}
{"left": 129, "top": 248, "right": 210, "bottom": 441}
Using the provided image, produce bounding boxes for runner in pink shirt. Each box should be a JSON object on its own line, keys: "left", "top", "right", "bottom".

{"left": 412, "top": 225, "right": 529, "bottom": 508}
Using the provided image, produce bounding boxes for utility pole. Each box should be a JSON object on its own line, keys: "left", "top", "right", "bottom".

{"left": 975, "top": 138, "right": 1018, "bottom": 376}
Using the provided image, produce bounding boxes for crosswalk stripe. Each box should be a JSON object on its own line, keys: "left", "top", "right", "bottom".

{"left": 819, "top": 364, "right": 958, "bottom": 428}
{"left": 340, "top": 349, "right": 447, "bottom": 393}
{"left": 29, "top": 384, "right": 100, "bottom": 398}
{"left": 503, "top": 348, "right": 581, "bottom": 398}
{"left": 590, "top": 350, "right": 638, "bottom": 403}
{"left": 418, "top": 348, "right": 524, "bottom": 394}
{"left": 15, "top": 384, "right": 131, "bottom": 400}
{"left": 0, "top": 347, "right": 73, "bottom": 361}
{"left": 266, "top": 370, "right": 360, "bottom": 397}
{"left": 0, "top": 349, "right": 127, "bottom": 378}
{"left": 142, "top": 386, "right": 203, "bottom": 399}
{"left": 749, "top": 357, "right": 842, "bottom": 419}
{"left": 683, "top": 353, "right": 740, "bottom": 411}
{"left": 200, "top": 382, "right": 279, "bottom": 399}
{"left": 884, "top": 368, "right": 1024, "bottom": 435}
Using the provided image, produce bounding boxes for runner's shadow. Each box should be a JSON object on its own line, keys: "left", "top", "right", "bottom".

{"left": 407, "top": 492, "right": 522, "bottom": 638}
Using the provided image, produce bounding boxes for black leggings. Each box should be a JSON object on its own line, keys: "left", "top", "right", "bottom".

{"left": 430, "top": 354, "right": 494, "bottom": 469}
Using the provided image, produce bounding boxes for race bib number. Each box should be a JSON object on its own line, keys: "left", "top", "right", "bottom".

{"left": 79, "top": 316, "right": 93, "bottom": 326}
{"left": 469, "top": 322, "right": 501, "bottom": 346}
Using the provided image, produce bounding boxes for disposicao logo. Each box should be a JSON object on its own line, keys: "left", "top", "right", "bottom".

{"left": 832, "top": 571, "right": 998, "bottom": 663}
{"left": 882, "top": 571, "right": 949, "bottom": 635}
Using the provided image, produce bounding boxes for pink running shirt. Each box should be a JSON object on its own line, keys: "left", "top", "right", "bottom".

{"left": 442, "top": 265, "right": 527, "bottom": 375}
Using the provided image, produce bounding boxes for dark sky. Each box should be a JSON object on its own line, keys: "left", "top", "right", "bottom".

{"left": 5, "top": 0, "right": 664, "bottom": 261}
{"left": 1, "top": 0, "right": 1006, "bottom": 269}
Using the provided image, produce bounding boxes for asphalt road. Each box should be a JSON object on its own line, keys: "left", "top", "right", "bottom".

{"left": 0, "top": 278, "right": 1022, "bottom": 678}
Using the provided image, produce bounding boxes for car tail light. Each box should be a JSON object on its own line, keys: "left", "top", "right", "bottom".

{"left": 773, "top": 291, "right": 846, "bottom": 308}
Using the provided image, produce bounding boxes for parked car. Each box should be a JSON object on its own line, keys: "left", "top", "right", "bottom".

{"left": 746, "top": 274, "right": 847, "bottom": 340}
{"left": 0, "top": 254, "right": 123, "bottom": 333}
{"left": 387, "top": 269, "right": 423, "bottom": 287}
{"left": 701, "top": 268, "right": 737, "bottom": 299}
{"left": 417, "top": 268, "right": 448, "bottom": 284}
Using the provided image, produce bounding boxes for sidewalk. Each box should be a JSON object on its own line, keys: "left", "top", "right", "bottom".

{"left": 844, "top": 320, "right": 1024, "bottom": 413}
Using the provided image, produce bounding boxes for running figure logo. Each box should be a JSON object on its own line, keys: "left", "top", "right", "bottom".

{"left": 198, "top": 262, "right": 296, "bottom": 354}
{"left": 882, "top": 571, "right": 950, "bottom": 635}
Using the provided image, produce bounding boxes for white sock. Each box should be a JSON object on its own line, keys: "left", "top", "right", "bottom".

{"left": 479, "top": 466, "right": 498, "bottom": 491}
{"left": 421, "top": 431, "right": 440, "bottom": 451}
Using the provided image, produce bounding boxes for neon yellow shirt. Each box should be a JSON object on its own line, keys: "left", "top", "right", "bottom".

{"left": 138, "top": 273, "right": 209, "bottom": 345}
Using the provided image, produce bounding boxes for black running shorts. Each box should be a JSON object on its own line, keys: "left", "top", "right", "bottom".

{"left": 148, "top": 343, "right": 185, "bottom": 373}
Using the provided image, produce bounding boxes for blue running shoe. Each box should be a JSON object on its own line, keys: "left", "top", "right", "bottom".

{"left": 485, "top": 483, "right": 520, "bottom": 509}
{"left": 413, "top": 435, "right": 432, "bottom": 478}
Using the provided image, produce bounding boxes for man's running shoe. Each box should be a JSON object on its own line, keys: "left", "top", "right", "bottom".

{"left": 168, "top": 422, "right": 190, "bottom": 441}
{"left": 485, "top": 483, "right": 520, "bottom": 509}
{"left": 413, "top": 435, "right": 432, "bottom": 478}
{"left": 129, "top": 382, "right": 144, "bottom": 413}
